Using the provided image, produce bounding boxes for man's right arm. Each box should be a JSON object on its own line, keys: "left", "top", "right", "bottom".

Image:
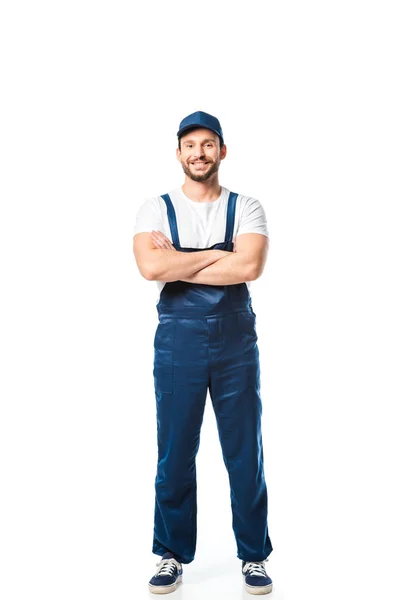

{"left": 133, "top": 232, "right": 230, "bottom": 281}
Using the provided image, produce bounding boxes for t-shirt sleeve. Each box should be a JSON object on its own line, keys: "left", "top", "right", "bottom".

{"left": 237, "top": 197, "right": 269, "bottom": 238}
{"left": 133, "top": 197, "right": 165, "bottom": 236}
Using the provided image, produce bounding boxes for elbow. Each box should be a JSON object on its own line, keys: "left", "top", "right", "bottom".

{"left": 247, "top": 263, "right": 263, "bottom": 281}
{"left": 137, "top": 262, "right": 156, "bottom": 281}
{"left": 141, "top": 260, "right": 165, "bottom": 281}
{"left": 142, "top": 270, "right": 154, "bottom": 281}
{"left": 143, "top": 266, "right": 157, "bottom": 280}
{"left": 132, "top": 240, "right": 160, "bottom": 280}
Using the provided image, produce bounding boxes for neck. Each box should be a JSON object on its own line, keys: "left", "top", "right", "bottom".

{"left": 181, "top": 176, "right": 222, "bottom": 203}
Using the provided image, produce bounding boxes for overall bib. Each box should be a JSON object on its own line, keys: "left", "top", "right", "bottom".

{"left": 152, "top": 191, "right": 273, "bottom": 564}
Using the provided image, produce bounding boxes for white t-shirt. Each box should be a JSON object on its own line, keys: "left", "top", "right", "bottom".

{"left": 133, "top": 185, "right": 269, "bottom": 302}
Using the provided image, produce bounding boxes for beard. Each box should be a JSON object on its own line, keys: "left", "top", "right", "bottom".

{"left": 180, "top": 158, "right": 220, "bottom": 182}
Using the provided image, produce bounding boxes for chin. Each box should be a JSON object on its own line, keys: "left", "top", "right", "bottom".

{"left": 190, "top": 173, "right": 213, "bottom": 182}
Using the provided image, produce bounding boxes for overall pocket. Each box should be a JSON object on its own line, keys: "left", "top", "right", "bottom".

{"left": 153, "top": 318, "right": 176, "bottom": 394}
{"left": 237, "top": 310, "right": 258, "bottom": 343}
{"left": 153, "top": 364, "right": 174, "bottom": 394}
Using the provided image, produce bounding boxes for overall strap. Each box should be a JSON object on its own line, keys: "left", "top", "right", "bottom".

{"left": 160, "top": 194, "right": 181, "bottom": 248}
{"left": 224, "top": 191, "right": 239, "bottom": 242}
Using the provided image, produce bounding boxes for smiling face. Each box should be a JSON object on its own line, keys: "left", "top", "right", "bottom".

{"left": 176, "top": 128, "right": 227, "bottom": 182}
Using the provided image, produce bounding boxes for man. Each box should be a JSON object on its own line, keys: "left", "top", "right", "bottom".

{"left": 133, "top": 111, "right": 273, "bottom": 595}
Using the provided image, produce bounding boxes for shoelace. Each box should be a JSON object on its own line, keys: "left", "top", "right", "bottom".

{"left": 155, "top": 558, "right": 180, "bottom": 577}
{"left": 243, "top": 561, "right": 267, "bottom": 577}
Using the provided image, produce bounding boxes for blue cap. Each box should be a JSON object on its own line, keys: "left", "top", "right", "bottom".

{"left": 177, "top": 111, "right": 224, "bottom": 145}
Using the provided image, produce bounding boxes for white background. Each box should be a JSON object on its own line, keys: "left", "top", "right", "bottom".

{"left": 1, "top": 1, "right": 399, "bottom": 599}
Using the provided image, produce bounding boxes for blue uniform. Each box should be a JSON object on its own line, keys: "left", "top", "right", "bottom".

{"left": 152, "top": 191, "right": 273, "bottom": 564}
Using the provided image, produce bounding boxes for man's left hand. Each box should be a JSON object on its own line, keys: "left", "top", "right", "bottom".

{"left": 151, "top": 230, "right": 176, "bottom": 251}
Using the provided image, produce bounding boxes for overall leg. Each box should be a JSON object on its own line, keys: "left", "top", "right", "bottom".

{"left": 208, "top": 311, "right": 273, "bottom": 562}
{"left": 153, "top": 317, "right": 208, "bottom": 564}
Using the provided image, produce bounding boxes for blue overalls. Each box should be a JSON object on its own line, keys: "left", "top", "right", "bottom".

{"left": 152, "top": 191, "right": 273, "bottom": 564}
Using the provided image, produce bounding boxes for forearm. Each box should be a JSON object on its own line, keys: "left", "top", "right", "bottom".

{"left": 148, "top": 249, "right": 231, "bottom": 282}
{"left": 181, "top": 252, "right": 254, "bottom": 285}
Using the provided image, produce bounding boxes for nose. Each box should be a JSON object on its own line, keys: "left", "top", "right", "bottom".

{"left": 191, "top": 145, "right": 206, "bottom": 159}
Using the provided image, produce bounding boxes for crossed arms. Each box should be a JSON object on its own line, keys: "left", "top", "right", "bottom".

{"left": 132, "top": 231, "right": 269, "bottom": 285}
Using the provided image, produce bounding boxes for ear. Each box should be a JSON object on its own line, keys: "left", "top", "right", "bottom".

{"left": 220, "top": 144, "right": 227, "bottom": 160}
{"left": 176, "top": 147, "right": 181, "bottom": 161}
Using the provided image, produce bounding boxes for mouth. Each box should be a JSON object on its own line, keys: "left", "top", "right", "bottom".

{"left": 191, "top": 161, "right": 209, "bottom": 168}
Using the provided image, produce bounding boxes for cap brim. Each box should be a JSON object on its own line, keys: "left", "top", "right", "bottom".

{"left": 177, "top": 125, "right": 223, "bottom": 143}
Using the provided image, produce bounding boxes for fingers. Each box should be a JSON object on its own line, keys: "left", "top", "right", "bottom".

{"left": 151, "top": 230, "right": 175, "bottom": 250}
{"left": 151, "top": 231, "right": 164, "bottom": 247}
{"left": 152, "top": 231, "right": 171, "bottom": 249}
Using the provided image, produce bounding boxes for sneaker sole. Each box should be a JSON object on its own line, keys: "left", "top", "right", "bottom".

{"left": 243, "top": 575, "right": 273, "bottom": 595}
{"left": 148, "top": 574, "right": 182, "bottom": 594}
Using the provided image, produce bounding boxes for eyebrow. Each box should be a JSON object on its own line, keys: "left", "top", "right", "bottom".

{"left": 182, "top": 138, "right": 217, "bottom": 144}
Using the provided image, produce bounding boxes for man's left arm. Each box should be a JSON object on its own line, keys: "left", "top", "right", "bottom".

{"left": 180, "top": 233, "right": 269, "bottom": 285}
